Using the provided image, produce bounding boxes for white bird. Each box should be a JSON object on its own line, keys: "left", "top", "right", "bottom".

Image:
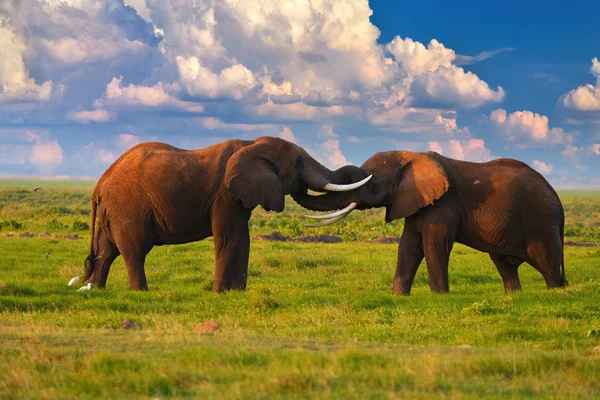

{"left": 68, "top": 276, "right": 81, "bottom": 287}
{"left": 77, "top": 283, "right": 93, "bottom": 292}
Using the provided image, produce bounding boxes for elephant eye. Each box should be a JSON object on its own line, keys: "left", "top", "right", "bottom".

{"left": 295, "top": 156, "right": 304, "bottom": 171}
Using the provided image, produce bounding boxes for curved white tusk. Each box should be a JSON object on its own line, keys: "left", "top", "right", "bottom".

{"left": 304, "top": 202, "right": 357, "bottom": 219}
{"left": 303, "top": 213, "right": 348, "bottom": 227}
{"left": 322, "top": 175, "right": 372, "bottom": 192}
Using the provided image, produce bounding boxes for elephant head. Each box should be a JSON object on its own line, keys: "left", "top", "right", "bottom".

{"left": 224, "top": 136, "right": 373, "bottom": 212}
{"left": 292, "top": 150, "right": 449, "bottom": 224}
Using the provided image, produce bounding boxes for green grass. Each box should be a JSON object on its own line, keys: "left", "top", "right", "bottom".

{"left": 0, "top": 182, "right": 599, "bottom": 398}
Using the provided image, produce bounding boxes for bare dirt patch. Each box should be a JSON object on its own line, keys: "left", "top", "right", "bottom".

{"left": 294, "top": 234, "right": 343, "bottom": 243}
{"left": 2, "top": 232, "right": 82, "bottom": 239}
{"left": 564, "top": 237, "right": 598, "bottom": 247}
{"left": 254, "top": 231, "right": 291, "bottom": 242}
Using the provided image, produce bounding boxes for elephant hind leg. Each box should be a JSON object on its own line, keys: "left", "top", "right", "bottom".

{"left": 121, "top": 251, "right": 150, "bottom": 291}
{"left": 111, "top": 222, "right": 153, "bottom": 291}
{"left": 85, "top": 228, "right": 120, "bottom": 289}
{"left": 489, "top": 253, "right": 522, "bottom": 292}
{"left": 526, "top": 238, "right": 566, "bottom": 289}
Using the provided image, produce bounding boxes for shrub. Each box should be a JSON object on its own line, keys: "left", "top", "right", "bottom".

{"left": 1, "top": 218, "right": 24, "bottom": 230}
{"left": 48, "top": 218, "right": 68, "bottom": 230}
{"left": 71, "top": 220, "right": 90, "bottom": 231}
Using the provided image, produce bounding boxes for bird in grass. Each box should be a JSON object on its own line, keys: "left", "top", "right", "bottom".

{"left": 68, "top": 276, "right": 81, "bottom": 287}
{"left": 33, "top": 187, "right": 41, "bottom": 192}
{"left": 77, "top": 283, "right": 93, "bottom": 292}
{"left": 45, "top": 252, "right": 51, "bottom": 259}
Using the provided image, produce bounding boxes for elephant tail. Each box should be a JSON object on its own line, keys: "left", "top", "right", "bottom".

{"left": 559, "top": 205, "right": 567, "bottom": 286}
{"left": 84, "top": 192, "right": 99, "bottom": 280}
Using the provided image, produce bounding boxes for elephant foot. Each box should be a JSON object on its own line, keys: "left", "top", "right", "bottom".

{"left": 503, "top": 280, "right": 522, "bottom": 292}
{"left": 392, "top": 282, "right": 411, "bottom": 296}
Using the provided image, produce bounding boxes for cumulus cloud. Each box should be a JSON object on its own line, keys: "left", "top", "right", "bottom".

{"left": 428, "top": 139, "right": 493, "bottom": 162}
{"left": 25, "top": 131, "right": 64, "bottom": 170}
{"left": 591, "top": 144, "right": 600, "bottom": 155}
{"left": 490, "top": 108, "right": 567, "bottom": 144}
{"left": 74, "top": 143, "right": 117, "bottom": 165}
{"left": 41, "top": 37, "right": 146, "bottom": 66}
{"left": 198, "top": 117, "right": 276, "bottom": 132}
{"left": 306, "top": 125, "right": 350, "bottom": 169}
{"left": 278, "top": 126, "right": 296, "bottom": 143}
{"left": 176, "top": 56, "right": 258, "bottom": 100}
{"left": 0, "top": 17, "right": 53, "bottom": 103}
{"left": 117, "top": 133, "right": 142, "bottom": 151}
{"left": 558, "top": 58, "right": 600, "bottom": 112}
{"left": 532, "top": 160, "right": 553, "bottom": 174}
{"left": 94, "top": 77, "right": 204, "bottom": 112}
{"left": 386, "top": 36, "right": 505, "bottom": 108}
{"left": 0, "top": 130, "right": 63, "bottom": 173}
{"left": 67, "top": 109, "right": 114, "bottom": 123}
{"left": 562, "top": 143, "right": 582, "bottom": 160}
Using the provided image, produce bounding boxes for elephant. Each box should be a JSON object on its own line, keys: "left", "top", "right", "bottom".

{"left": 83, "top": 136, "right": 371, "bottom": 292}
{"left": 293, "top": 150, "right": 568, "bottom": 295}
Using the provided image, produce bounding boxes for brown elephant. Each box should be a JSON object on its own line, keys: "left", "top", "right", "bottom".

{"left": 293, "top": 150, "right": 567, "bottom": 294}
{"left": 84, "top": 136, "right": 370, "bottom": 292}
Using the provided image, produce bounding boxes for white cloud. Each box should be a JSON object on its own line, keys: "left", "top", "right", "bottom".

{"left": 386, "top": 37, "right": 456, "bottom": 75}
{"left": 26, "top": 131, "right": 64, "bottom": 170}
{"left": 562, "top": 143, "right": 581, "bottom": 160}
{"left": 386, "top": 36, "right": 505, "bottom": 108}
{"left": 306, "top": 125, "right": 350, "bottom": 169}
{"left": 0, "top": 130, "right": 64, "bottom": 172}
{"left": 428, "top": 139, "right": 493, "bottom": 162}
{"left": 74, "top": 143, "right": 117, "bottom": 165}
{"left": 0, "top": 20, "right": 53, "bottom": 103}
{"left": 176, "top": 56, "right": 258, "bottom": 100}
{"left": 591, "top": 144, "right": 600, "bottom": 155}
{"left": 278, "top": 126, "right": 296, "bottom": 143}
{"left": 41, "top": 36, "right": 146, "bottom": 65}
{"left": 410, "top": 66, "right": 505, "bottom": 108}
{"left": 94, "top": 77, "right": 204, "bottom": 112}
{"left": 67, "top": 109, "right": 114, "bottom": 123}
{"left": 532, "top": 160, "right": 553, "bottom": 174}
{"left": 198, "top": 117, "right": 276, "bottom": 131}
{"left": 490, "top": 108, "right": 566, "bottom": 144}
{"left": 348, "top": 136, "right": 362, "bottom": 143}
{"left": 117, "top": 134, "right": 142, "bottom": 151}
{"left": 559, "top": 58, "right": 600, "bottom": 112}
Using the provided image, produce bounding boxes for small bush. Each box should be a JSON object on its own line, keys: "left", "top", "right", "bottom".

{"left": 72, "top": 220, "right": 90, "bottom": 231}
{"left": 1, "top": 218, "right": 24, "bottom": 230}
{"left": 48, "top": 218, "right": 68, "bottom": 230}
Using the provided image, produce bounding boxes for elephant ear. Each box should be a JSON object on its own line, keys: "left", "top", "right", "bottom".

{"left": 225, "top": 142, "right": 285, "bottom": 212}
{"left": 386, "top": 152, "right": 449, "bottom": 222}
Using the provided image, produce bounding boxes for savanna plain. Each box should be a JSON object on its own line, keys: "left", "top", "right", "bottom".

{"left": 0, "top": 180, "right": 599, "bottom": 399}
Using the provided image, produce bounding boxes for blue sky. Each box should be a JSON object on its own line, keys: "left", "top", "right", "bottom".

{"left": 1, "top": 0, "right": 599, "bottom": 187}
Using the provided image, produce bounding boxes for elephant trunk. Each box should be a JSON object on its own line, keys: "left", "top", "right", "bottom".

{"left": 293, "top": 165, "right": 367, "bottom": 211}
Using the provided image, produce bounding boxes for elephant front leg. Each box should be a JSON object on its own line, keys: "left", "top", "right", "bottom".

{"left": 211, "top": 206, "right": 251, "bottom": 293}
{"left": 392, "top": 228, "right": 424, "bottom": 295}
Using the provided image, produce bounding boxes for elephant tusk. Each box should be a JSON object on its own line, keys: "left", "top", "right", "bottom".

{"left": 304, "top": 202, "right": 357, "bottom": 219}
{"left": 303, "top": 213, "right": 350, "bottom": 227}
{"left": 322, "top": 175, "right": 372, "bottom": 192}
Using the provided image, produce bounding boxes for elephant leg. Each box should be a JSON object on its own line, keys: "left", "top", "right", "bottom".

{"left": 86, "top": 228, "right": 120, "bottom": 289}
{"left": 422, "top": 227, "right": 454, "bottom": 293}
{"left": 112, "top": 223, "right": 153, "bottom": 291}
{"left": 392, "top": 227, "right": 424, "bottom": 295}
{"left": 489, "top": 253, "right": 522, "bottom": 292}
{"left": 121, "top": 251, "right": 150, "bottom": 291}
{"left": 211, "top": 206, "right": 251, "bottom": 292}
{"left": 526, "top": 238, "right": 566, "bottom": 289}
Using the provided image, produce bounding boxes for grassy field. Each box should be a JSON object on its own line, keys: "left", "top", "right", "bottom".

{"left": 1, "top": 181, "right": 599, "bottom": 399}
